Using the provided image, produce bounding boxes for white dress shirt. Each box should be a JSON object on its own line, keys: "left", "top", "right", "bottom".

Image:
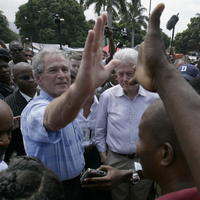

{"left": 95, "top": 84, "right": 159, "bottom": 154}
{"left": 77, "top": 96, "right": 99, "bottom": 147}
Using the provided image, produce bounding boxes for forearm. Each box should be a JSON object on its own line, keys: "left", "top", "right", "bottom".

{"left": 44, "top": 83, "right": 90, "bottom": 131}
{"left": 155, "top": 64, "right": 200, "bottom": 187}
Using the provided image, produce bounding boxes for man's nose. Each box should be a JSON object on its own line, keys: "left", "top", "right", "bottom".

{"left": 57, "top": 69, "right": 67, "bottom": 77}
{"left": 122, "top": 74, "right": 129, "bottom": 81}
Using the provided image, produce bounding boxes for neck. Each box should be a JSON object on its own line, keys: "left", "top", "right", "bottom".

{"left": 159, "top": 173, "right": 195, "bottom": 195}
{"left": 124, "top": 84, "right": 139, "bottom": 99}
{"left": 20, "top": 89, "right": 36, "bottom": 98}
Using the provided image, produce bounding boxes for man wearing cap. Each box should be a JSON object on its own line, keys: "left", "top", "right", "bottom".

{"left": 0, "top": 48, "right": 13, "bottom": 99}
{"left": 177, "top": 64, "right": 200, "bottom": 82}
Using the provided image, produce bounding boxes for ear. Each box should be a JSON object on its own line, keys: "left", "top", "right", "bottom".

{"left": 34, "top": 74, "right": 41, "bottom": 84}
{"left": 160, "top": 142, "right": 174, "bottom": 166}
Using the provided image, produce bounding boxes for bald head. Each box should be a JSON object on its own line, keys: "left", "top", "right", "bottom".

{"left": 13, "top": 62, "right": 32, "bottom": 79}
{"left": 13, "top": 62, "right": 37, "bottom": 97}
{"left": 0, "top": 100, "right": 13, "bottom": 131}
{"left": 139, "top": 100, "right": 182, "bottom": 156}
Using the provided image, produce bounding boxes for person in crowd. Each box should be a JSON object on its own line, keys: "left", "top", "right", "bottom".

{"left": 0, "top": 156, "right": 65, "bottom": 200}
{"left": 24, "top": 48, "right": 34, "bottom": 64}
{"left": 82, "top": 3, "right": 200, "bottom": 199}
{"left": 177, "top": 63, "right": 200, "bottom": 82}
{"left": 77, "top": 93, "right": 111, "bottom": 200}
{"left": 128, "top": 2, "right": 200, "bottom": 195}
{"left": 0, "top": 40, "right": 8, "bottom": 49}
{"left": 69, "top": 51, "right": 82, "bottom": 83}
{"left": 77, "top": 93, "right": 100, "bottom": 169}
{"left": 4, "top": 62, "right": 38, "bottom": 162}
{"left": 0, "top": 100, "right": 13, "bottom": 171}
{"left": 20, "top": 14, "right": 120, "bottom": 200}
{"left": 8, "top": 41, "right": 27, "bottom": 71}
{"left": 196, "top": 58, "right": 200, "bottom": 70}
{"left": 0, "top": 48, "right": 13, "bottom": 99}
{"left": 82, "top": 100, "right": 200, "bottom": 199}
{"left": 96, "top": 26, "right": 118, "bottom": 98}
{"left": 174, "top": 58, "right": 187, "bottom": 68}
{"left": 95, "top": 48, "right": 159, "bottom": 200}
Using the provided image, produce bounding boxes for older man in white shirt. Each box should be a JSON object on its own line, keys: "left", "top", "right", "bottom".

{"left": 95, "top": 48, "right": 159, "bottom": 200}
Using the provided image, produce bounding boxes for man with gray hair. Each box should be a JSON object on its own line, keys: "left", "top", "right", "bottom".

{"left": 95, "top": 48, "right": 159, "bottom": 200}
{"left": 20, "top": 14, "right": 119, "bottom": 200}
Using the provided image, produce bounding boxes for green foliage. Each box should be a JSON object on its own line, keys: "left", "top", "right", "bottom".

{"left": 174, "top": 14, "right": 200, "bottom": 54}
{"left": 161, "top": 31, "right": 170, "bottom": 49}
{"left": 112, "top": 21, "right": 146, "bottom": 48}
{"left": 0, "top": 11, "right": 18, "bottom": 43}
{"left": 15, "top": 0, "right": 89, "bottom": 47}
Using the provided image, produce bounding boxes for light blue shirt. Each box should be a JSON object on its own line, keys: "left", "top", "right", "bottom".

{"left": 95, "top": 84, "right": 159, "bottom": 154}
{"left": 77, "top": 96, "right": 99, "bottom": 147}
{"left": 21, "top": 90, "right": 85, "bottom": 181}
{"left": 0, "top": 160, "right": 8, "bottom": 171}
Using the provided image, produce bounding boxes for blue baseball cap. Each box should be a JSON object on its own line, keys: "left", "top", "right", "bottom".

{"left": 177, "top": 64, "right": 200, "bottom": 81}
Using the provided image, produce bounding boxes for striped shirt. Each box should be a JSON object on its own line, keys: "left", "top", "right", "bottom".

{"left": 21, "top": 90, "right": 85, "bottom": 181}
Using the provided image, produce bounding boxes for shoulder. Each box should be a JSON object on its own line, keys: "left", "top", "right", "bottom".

{"left": 140, "top": 86, "right": 160, "bottom": 100}
{"left": 4, "top": 90, "right": 19, "bottom": 104}
{"left": 101, "top": 84, "right": 121, "bottom": 97}
{"left": 22, "top": 96, "right": 50, "bottom": 116}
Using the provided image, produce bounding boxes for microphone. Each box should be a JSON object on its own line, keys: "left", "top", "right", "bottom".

{"left": 166, "top": 13, "right": 179, "bottom": 30}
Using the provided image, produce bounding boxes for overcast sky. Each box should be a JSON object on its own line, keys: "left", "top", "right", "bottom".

{"left": 0, "top": 0, "right": 200, "bottom": 36}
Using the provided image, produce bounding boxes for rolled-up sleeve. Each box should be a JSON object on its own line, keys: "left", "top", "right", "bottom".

{"left": 22, "top": 102, "right": 61, "bottom": 144}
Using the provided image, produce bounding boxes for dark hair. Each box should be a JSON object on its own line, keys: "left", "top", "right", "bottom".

{"left": 0, "top": 48, "right": 11, "bottom": 62}
{"left": 0, "top": 156, "right": 64, "bottom": 200}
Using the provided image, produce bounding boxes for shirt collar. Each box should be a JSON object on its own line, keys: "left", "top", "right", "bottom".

{"left": 39, "top": 90, "right": 54, "bottom": 101}
{"left": 114, "top": 85, "right": 147, "bottom": 97}
{"left": 19, "top": 91, "right": 36, "bottom": 102}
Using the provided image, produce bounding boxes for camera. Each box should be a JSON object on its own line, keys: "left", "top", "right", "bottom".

{"left": 80, "top": 168, "right": 107, "bottom": 183}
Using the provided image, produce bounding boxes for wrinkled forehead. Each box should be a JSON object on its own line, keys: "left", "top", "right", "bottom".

{"left": 115, "top": 61, "right": 136, "bottom": 73}
{"left": 43, "top": 54, "right": 70, "bottom": 70}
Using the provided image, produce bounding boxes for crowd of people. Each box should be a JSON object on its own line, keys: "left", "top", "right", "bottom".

{"left": 0, "top": 3, "right": 200, "bottom": 200}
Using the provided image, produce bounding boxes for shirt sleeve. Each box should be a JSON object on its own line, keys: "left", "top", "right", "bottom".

{"left": 25, "top": 102, "right": 61, "bottom": 144}
{"left": 95, "top": 93, "right": 109, "bottom": 152}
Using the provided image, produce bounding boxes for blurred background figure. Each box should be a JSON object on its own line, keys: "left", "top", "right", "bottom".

{"left": 8, "top": 40, "right": 27, "bottom": 72}
{"left": 0, "top": 156, "right": 65, "bottom": 200}
{"left": 0, "top": 48, "right": 13, "bottom": 99}
{"left": 69, "top": 51, "right": 82, "bottom": 83}
{"left": 177, "top": 63, "right": 200, "bottom": 83}
{"left": 0, "top": 100, "right": 13, "bottom": 171}
{"left": 4, "top": 62, "right": 37, "bottom": 163}
{"left": 24, "top": 48, "right": 34, "bottom": 64}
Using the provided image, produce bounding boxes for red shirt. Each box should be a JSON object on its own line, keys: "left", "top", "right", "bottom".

{"left": 156, "top": 187, "right": 200, "bottom": 200}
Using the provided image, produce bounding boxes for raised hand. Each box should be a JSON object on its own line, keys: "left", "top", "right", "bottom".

{"left": 132, "top": 3, "right": 171, "bottom": 92}
{"left": 76, "top": 14, "right": 120, "bottom": 94}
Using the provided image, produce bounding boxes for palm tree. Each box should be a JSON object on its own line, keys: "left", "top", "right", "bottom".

{"left": 82, "top": 0, "right": 126, "bottom": 28}
{"left": 121, "top": 0, "right": 148, "bottom": 47}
